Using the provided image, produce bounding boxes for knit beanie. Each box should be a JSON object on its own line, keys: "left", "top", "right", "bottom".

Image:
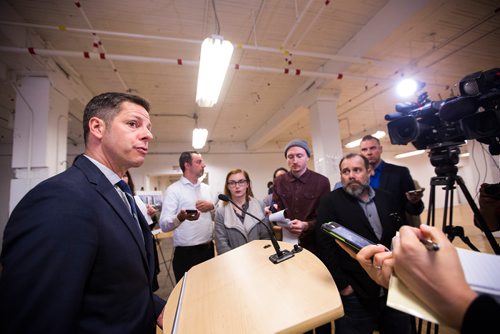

{"left": 284, "top": 139, "right": 311, "bottom": 157}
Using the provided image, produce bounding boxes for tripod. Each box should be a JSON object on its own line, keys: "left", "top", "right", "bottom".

{"left": 426, "top": 146, "right": 500, "bottom": 255}
{"left": 417, "top": 145, "right": 500, "bottom": 334}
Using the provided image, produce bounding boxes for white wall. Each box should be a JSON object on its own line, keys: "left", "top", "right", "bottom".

{"left": 126, "top": 152, "right": 288, "bottom": 201}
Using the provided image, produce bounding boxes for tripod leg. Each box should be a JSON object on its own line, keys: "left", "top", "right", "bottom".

{"left": 427, "top": 181, "right": 436, "bottom": 227}
{"left": 455, "top": 176, "right": 500, "bottom": 255}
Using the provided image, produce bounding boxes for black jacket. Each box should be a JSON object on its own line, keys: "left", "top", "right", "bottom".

{"left": 316, "top": 187, "right": 405, "bottom": 299}
{"left": 378, "top": 161, "right": 424, "bottom": 217}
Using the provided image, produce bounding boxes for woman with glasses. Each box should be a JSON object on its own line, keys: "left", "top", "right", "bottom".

{"left": 214, "top": 169, "right": 271, "bottom": 254}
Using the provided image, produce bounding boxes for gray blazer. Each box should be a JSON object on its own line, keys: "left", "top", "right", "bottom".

{"left": 214, "top": 197, "right": 271, "bottom": 254}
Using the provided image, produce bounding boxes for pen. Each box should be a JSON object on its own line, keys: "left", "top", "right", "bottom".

{"left": 420, "top": 239, "right": 440, "bottom": 251}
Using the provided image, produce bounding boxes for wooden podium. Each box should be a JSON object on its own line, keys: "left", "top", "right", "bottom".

{"left": 163, "top": 240, "right": 343, "bottom": 333}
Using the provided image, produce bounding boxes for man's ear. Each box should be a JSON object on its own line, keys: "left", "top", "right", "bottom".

{"left": 88, "top": 117, "right": 106, "bottom": 140}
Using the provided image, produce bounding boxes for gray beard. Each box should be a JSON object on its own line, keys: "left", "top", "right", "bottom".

{"left": 343, "top": 181, "right": 369, "bottom": 198}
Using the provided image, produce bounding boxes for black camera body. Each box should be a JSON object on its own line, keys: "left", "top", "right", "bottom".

{"left": 386, "top": 68, "right": 500, "bottom": 155}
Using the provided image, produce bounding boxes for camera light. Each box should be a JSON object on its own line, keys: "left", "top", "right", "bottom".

{"left": 396, "top": 79, "right": 418, "bottom": 98}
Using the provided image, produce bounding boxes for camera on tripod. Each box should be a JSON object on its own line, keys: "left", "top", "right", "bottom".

{"left": 385, "top": 68, "right": 500, "bottom": 157}
{"left": 384, "top": 68, "right": 500, "bottom": 254}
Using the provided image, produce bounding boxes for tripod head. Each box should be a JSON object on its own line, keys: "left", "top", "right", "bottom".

{"left": 428, "top": 141, "right": 463, "bottom": 177}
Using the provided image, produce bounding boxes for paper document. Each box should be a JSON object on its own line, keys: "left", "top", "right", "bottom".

{"left": 387, "top": 247, "right": 500, "bottom": 324}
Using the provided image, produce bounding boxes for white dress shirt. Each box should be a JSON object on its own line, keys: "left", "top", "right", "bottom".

{"left": 159, "top": 176, "right": 214, "bottom": 247}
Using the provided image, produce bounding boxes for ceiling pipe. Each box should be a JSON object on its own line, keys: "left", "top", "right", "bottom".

{"left": 0, "top": 20, "right": 379, "bottom": 65}
{"left": 293, "top": 1, "right": 330, "bottom": 48}
{"left": 0, "top": 46, "right": 391, "bottom": 83}
{"left": 282, "top": 0, "right": 315, "bottom": 47}
{"left": 72, "top": 1, "right": 129, "bottom": 91}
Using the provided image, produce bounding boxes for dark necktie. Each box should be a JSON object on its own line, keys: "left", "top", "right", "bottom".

{"left": 116, "top": 180, "right": 144, "bottom": 243}
{"left": 117, "top": 180, "right": 138, "bottom": 219}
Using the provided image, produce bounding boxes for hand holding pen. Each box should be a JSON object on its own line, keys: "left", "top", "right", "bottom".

{"left": 392, "top": 225, "right": 476, "bottom": 329}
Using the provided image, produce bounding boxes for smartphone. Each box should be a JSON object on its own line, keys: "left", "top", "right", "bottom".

{"left": 407, "top": 188, "right": 425, "bottom": 195}
{"left": 185, "top": 209, "right": 198, "bottom": 216}
{"left": 321, "top": 222, "right": 375, "bottom": 252}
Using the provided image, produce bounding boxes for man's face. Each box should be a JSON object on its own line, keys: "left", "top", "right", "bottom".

{"left": 187, "top": 153, "right": 206, "bottom": 178}
{"left": 286, "top": 146, "right": 309, "bottom": 176}
{"left": 340, "top": 156, "right": 371, "bottom": 197}
{"left": 101, "top": 101, "right": 153, "bottom": 172}
{"left": 360, "top": 139, "right": 383, "bottom": 167}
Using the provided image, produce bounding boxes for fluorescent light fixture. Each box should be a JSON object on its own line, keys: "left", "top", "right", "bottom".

{"left": 394, "top": 149, "right": 426, "bottom": 159}
{"left": 344, "top": 130, "right": 386, "bottom": 148}
{"left": 459, "top": 152, "right": 470, "bottom": 158}
{"left": 192, "top": 128, "right": 208, "bottom": 149}
{"left": 196, "top": 35, "right": 234, "bottom": 108}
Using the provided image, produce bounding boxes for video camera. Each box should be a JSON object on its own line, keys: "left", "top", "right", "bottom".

{"left": 385, "top": 68, "right": 500, "bottom": 156}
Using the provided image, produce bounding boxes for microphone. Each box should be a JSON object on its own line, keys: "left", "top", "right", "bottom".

{"left": 217, "top": 194, "right": 295, "bottom": 264}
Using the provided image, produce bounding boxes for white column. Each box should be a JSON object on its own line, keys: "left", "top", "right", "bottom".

{"left": 309, "top": 95, "right": 343, "bottom": 188}
{"left": 9, "top": 76, "right": 69, "bottom": 213}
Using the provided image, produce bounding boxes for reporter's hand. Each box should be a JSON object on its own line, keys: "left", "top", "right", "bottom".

{"left": 393, "top": 225, "right": 477, "bottom": 330}
{"left": 357, "top": 244, "right": 393, "bottom": 289}
{"left": 405, "top": 190, "right": 423, "bottom": 204}
{"left": 289, "top": 219, "right": 308, "bottom": 235}
{"left": 195, "top": 200, "right": 214, "bottom": 213}
{"left": 336, "top": 241, "right": 393, "bottom": 289}
{"left": 157, "top": 306, "right": 165, "bottom": 328}
{"left": 178, "top": 209, "right": 200, "bottom": 221}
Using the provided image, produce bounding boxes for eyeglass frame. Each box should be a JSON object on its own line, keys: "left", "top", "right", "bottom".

{"left": 226, "top": 179, "right": 248, "bottom": 187}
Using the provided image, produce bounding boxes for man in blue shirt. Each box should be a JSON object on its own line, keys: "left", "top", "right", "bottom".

{"left": 360, "top": 135, "right": 424, "bottom": 224}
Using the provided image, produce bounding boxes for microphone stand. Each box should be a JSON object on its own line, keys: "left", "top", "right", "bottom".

{"left": 219, "top": 195, "right": 294, "bottom": 264}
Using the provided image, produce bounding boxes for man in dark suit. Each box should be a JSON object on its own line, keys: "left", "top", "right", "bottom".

{"left": 316, "top": 153, "right": 412, "bottom": 334}
{"left": 0, "top": 92, "right": 165, "bottom": 333}
{"left": 360, "top": 135, "right": 424, "bottom": 224}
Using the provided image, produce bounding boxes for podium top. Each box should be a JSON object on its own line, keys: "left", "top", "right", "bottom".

{"left": 163, "top": 240, "right": 343, "bottom": 333}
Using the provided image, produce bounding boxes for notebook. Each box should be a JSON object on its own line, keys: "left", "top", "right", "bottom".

{"left": 387, "top": 247, "right": 500, "bottom": 324}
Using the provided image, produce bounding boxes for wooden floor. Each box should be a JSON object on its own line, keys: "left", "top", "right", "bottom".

{"left": 155, "top": 204, "right": 500, "bottom": 333}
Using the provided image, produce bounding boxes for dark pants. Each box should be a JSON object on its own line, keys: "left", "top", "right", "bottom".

{"left": 172, "top": 241, "right": 215, "bottom": 282}
{"left": 335, "top": 293, "right": 412, "bottom": 334}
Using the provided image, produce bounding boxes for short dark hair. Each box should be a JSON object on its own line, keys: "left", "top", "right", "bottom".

{"left": 179, "top": 151, "right": 199, "bottom": 172}
{"left": 361, "top": 135, "right": 380, "bottom": 145}
{"left": 83, "top": 92, "right": 150, "bottom": 145}
{"left": 339, "top": 153, "right": 370, "bottom": 171}
{"left": 272, "top": 167, "right": 288, "bottom": 179}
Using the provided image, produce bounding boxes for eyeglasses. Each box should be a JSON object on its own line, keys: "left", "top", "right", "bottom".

{"left": 227, "top": 179, "right": 248, "bottom": 187}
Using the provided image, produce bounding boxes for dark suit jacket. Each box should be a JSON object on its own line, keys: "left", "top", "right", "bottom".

{"left": 316, "top": 188, "right": 405, "bottom": 299}
{"left": 0, "top": 156, "right": 165, "bottom": 333}
{"left": 378, "top": 161, "right": 424, "bottom": 218}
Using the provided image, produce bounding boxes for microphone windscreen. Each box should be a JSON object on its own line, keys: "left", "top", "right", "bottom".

{"left": 439, "top": 96, "right": 478, "bottom": 122}
{"left": 218, "top": 194, "right": 230, "bottom": 202}
{"left": 395, "top": 102, "right": 418, "bottom": 113}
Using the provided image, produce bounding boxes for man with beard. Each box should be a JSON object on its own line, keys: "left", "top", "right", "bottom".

{"left": 316, "top": 153, "right": 412, "bottom": 334}
{"left": 159, "top": 151, "right": 215, "bottom": 282}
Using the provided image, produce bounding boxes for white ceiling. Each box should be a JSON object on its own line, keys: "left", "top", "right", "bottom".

{"left": 0, "top": 0, "right": 499, "bottom": 155}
